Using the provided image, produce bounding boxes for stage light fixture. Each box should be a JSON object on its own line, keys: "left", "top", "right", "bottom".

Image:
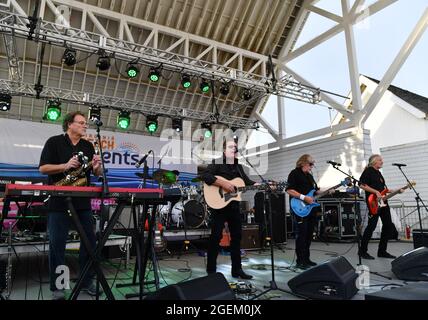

{"left": 0, "top": 94, "right": 12, "bottom": 111}
{"left": 62, "top": 48, "right": 77, "bottom": 66}
{"left": 45, "top": 99, "right": 61, "bottom": 121}
{"left": 88, "top": 105, "right": 101, "bottom": 122}
{"left": 201, "top": 122, "right": 212, "bottom": 138}
{"left": 96, "top": 53, "right": 111, "bottom": 71}
{"left": 242, "top": 88, "right": 252, "bottom": 101}
{"left": 126, "top": 63, "right": 139, "bottom": 78}
{"left": 149, "top": 67, "right": 161, "bottom": 82}
{"left": 117, "top": 110, "right": 130, "bottom": 129}
{"left": 219, "top": 82, "right": 230, "bottom": 95}
{"left": 181, "top": 75, "right": 191, "bottom": 89}
{"left": 200, "top": 80, "right": 210, "bottom": 93}
{"left": 172, "top": 118, "right": 183, "bottom": 132}
{"left": 146, "top": 115, "right": 158, "bottom": 134}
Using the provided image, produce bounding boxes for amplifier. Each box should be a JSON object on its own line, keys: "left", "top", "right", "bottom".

{"left": 412, "top": 229, "right": 428, "bottom": 249}
{"left": 241, "top": 224, "right": 261, "bottom": 250}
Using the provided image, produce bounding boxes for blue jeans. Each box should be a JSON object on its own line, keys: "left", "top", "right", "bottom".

{"left": 48, "top": 210, "right": 96, "bottom": 291}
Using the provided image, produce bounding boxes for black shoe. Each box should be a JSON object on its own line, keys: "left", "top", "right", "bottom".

{"left": 295, "top": 262, "right": 310, "bottom": 270}
{"left": 305, "top": 259, "right": 317, "bottom": 267}
{"left": 378, "top": 251, "right": 396, "bottom": 259}
{"left": 359, "top": 252, "right": 375, "bottom": 260}
{"left": 231, "top": 269, "right": 253, "bottom": 280}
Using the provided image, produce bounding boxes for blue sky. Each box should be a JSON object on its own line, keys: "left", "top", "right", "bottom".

{"left": 247, "top": 0, "right": 428, "bottom": 148}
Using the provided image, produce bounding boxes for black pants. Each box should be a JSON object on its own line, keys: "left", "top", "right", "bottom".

{"left": 360, "top": 206, "right": 394, "bottom": 254}
{"left": 207, "top": 202, "right": 242, "bottom": 273}
{"left": 293, "top": 210, "right": 317, "bottom": 264}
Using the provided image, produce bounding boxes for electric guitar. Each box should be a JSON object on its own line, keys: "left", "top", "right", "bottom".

{"left": 291, "top": 178, "right": 352, "bottom": 218}
{"left": 367, "top": 181, "right": 416, "bottom": 215}
{"left": 203, "top": 176, "right": 287, "bottom": 210}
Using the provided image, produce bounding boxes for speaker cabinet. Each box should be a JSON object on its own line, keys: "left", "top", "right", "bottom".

{"left": 145, "top": 273, "right": 235, "bottom": 300}
{"left": 288, "top": 256, "right": 359, "bottom": 300}
{"left": 365, "top": 282, "right": 428, "bottom": 300}
{"left": 391, "top": 247, "right": 428, "bottom": 281}
{"left": 413, "top": 229, "right": 428, "bottom": 249}
{"left": 241, "top": 224, "right": 261, "bottom": 250}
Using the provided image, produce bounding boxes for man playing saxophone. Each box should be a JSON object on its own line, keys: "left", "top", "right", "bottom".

{"left": 39, "top": 111, "right": 102, "bottom": 300}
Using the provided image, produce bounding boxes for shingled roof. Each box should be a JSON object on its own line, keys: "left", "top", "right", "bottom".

{"left": 365, "top": 76, "right": 428, "bottom": 114}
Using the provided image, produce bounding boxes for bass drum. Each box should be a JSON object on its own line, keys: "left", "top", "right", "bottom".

{"left": 171, "top": 200, "right": 206, "bottom": 228}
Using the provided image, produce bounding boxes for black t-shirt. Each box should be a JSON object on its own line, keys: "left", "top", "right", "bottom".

{"left": 359, "top": 166, "right": 387, "bottom": 201}
{"left": 286, "top": 167, "right": 319, "bottom": 195}
{"left": 286, "top": 167, "right": 320, "bottom": 215}
{"left": 39, "top": 134, "right": 96, "bottom": 211}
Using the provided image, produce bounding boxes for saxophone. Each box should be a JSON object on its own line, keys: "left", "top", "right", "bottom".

{"left": 55, "top": 142, "right": 99, "bottom": 187}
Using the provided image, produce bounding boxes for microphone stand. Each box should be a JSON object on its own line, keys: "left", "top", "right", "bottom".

{"left": 330, "top": 165, "right": 363, "bottom": 265}
{"left": 330, "top": 164, "right": 391, "bottom": 280}
{"left": 396, "top": 166, "right": 428, "bottom": 247}
{"left": 238, "top": 152, "right": 292, "bottom": 299}
{"left": 95, "top": 121, "right": 109, "bottom": 300}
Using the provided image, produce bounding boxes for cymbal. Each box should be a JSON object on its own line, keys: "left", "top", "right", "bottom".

{"left": 153, "top": 169, "right": 177, "bottom": 184}
{"left": 135, "top": 172, "right": 153, "bottom": 179}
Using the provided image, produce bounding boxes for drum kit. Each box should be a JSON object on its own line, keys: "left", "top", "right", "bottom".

{"left": 135, "top": 170, "right": 209, "bottom": 230}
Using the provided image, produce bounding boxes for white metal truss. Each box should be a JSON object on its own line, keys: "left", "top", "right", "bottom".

{"left": 0, "top": 3, "right": 321, "bottom": 105}
{"left": 0, "top": 5, "right": 21, "bottom": 81}
{"left": 0, "top": 79, "right": 259, "bottom": 129}
{"left": 265, "top": 0, "right": 402, "bottom": 147}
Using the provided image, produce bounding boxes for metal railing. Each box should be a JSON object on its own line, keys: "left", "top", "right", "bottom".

{"left": 389, "top": 200, "right": 428, "bottom": 239}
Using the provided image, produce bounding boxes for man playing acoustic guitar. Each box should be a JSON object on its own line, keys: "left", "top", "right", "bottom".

{"left": 201, "top": 138, "right": 257, "bottom": 279}
{"left": 358, "top": 154, "right": 404, "bottom": 260}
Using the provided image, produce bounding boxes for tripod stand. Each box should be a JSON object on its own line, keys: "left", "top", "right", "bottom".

{"left": 396, "top": 165, "right": 427, "bottom": 247}
{"left": 237, "top": 153, "right": 292, "bottom": 299}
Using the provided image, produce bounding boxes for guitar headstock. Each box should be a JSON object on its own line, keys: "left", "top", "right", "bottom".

{"left": 341, "top": 177, "right": 353, "bottom": 187}
{"left": 408, "top": 181, "right": 416, "bottom": 188}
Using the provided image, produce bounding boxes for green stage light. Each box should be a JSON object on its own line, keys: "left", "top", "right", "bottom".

{"left": 149, "top": 67, "right": 160, "bottom": 82}
{"left": 200, "top": 80, "right": 210, "bottom": 93}
{"left": 126, "top": 64, "right": 139, "bottom": 78}
{"left": 146, "top": 115, "right": 158, "bottom": 134}
{"left": 181, "top": 75, "right": 191, "bottom": 89}
{"left": 45, "top": 99, "right": 61, "bottom": 121}
{"left": 201, "top": 122, "right": 212, "bottom": 138}
{"left": 117, "top": 110, "right": 130, "bottom": 129}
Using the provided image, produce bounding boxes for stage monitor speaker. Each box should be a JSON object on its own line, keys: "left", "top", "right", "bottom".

{"left": 365, "top": 283, "right": 428, "bottom": 300}
{"left": 145, "top": 273, "right": 235, "bottom": 300}
{"left": 391, "top": 246, "right": 428, "bottom": 281}
{"left": 288, "top": 256, "right": 359, "bottom": 300}
{"left": 254, "top": 192, "right": 286, "bottom": 243}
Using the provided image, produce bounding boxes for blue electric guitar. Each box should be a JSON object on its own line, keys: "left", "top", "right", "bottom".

{"left": 290, "top": 178, "right": 351, "bottom": 218}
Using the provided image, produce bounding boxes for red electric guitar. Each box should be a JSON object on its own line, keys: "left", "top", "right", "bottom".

{"left": 367, "top": 181, "right": 416, "bottom": 215}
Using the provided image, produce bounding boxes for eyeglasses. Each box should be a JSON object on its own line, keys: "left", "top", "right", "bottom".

{"left": 308, "top": 162, "right": 315, "bottom": 166}
{"left": 73, "top": 121, "right": 88, "bottom": 126}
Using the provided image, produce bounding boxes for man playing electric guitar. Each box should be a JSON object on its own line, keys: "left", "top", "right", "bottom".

{"left": 201, "top": 138, "right": 258, "bottom": 279}
{"left": 358, "top": 154, "right": 404, "bottom": 260}
{"left": 286, "top": 154, "right": 334, "bottom": 270}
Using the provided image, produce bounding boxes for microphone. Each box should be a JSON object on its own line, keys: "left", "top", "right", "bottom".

{"left": 392, "top": 163, "right": 407, "bottom": 167}
{"left": 327, "top": 160, "right": 341, "bottom": 166}
{"left": 135, "top": 150, "right": 153, "bottom": 168}
{"left": 92, "top": 118, "right": 103, "bottom": 126}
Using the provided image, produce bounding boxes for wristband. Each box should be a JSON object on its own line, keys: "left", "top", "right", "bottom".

{"left": 299, "top": 194, "right": 305, "bottom": 201}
